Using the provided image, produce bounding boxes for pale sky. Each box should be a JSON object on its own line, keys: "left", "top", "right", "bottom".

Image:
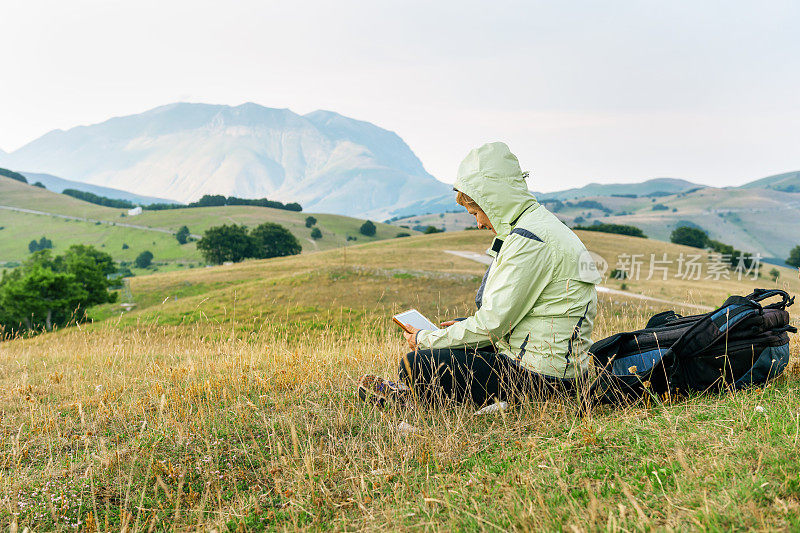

{"left": 2, "top": 0, "right": 799, "bottom": 191}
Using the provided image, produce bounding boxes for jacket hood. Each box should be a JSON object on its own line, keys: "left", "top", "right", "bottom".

{"left": 453, "top": 142, "right": 538, "bottom": 240}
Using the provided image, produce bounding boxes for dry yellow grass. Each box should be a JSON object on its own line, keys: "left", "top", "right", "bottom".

{"left": 2, "top": 230, "right": 799, "bottom": 531}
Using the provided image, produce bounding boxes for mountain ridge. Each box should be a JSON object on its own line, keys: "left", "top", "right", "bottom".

{"left": 0, "top": 102, "right": 451, "bottom": 217}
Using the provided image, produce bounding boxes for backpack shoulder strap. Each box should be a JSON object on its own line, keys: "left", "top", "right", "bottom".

{"left": 666, "top": 295, "right": 763, "bottom": 361}
{"left": 745, "top": 288, "right": 794, "bottom": 310}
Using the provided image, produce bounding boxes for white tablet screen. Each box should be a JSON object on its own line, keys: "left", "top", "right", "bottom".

{"left": 393, "top": 309, "right": 438, "bottom": 331}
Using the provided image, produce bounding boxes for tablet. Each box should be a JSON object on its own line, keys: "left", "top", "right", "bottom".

{"left": 392, "top": 309, "right": 438, "bottom": 333}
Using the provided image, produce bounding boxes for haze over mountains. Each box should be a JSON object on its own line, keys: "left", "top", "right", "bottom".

{"left": 1, "top": 102, "right": 798, "bottom": 233}
{"left": 0, "top": 102, "right": 455, "bottom": 218}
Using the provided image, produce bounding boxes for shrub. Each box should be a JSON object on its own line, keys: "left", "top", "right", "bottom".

{"left": 310, "top": 227, "right": 322, "bottom": 240}
{"left": 175, "top": 225, "right": 190, "bottom": 245}
{"left": 305, "top": 216, "right": 317, "bottom": 228}
{"left": 134, "top": 251, "right": 154, "bottom": 269}
{"left": 423, "top": 226, "right": 443, "bottom": 234}
{"left": 359, "top": 220, "right": 377, "bottom": 237}
{"left": 787, "top": 246, "right": 800, "bottom": 268}
{"left": 28, "top": 237, "right": 53, "bottom": 253}
{"left": 122, "top": 243, "right": 129, "bottom": 250}
{"left": 670, "top": 226, "right": 708, "bottom": 249}
{"left": 652, "top": 203, "right": 669, "bottom": 211}
{"left": 610, "top": 269, "right": 628, "bottom": 280}
{"left": 395, "top": 232, "right": 411, "bottom": 238}
{"left": 770, "top": 268, "right": 780, "bottom": 282}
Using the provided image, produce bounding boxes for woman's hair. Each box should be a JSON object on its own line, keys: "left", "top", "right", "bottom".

{"left": 455, "top": 190, "right": 481, "bottom": 211}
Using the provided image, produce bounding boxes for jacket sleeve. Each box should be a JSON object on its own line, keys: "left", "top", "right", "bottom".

{"left": 416, "top": 235, "right": 553, "bottom": 350}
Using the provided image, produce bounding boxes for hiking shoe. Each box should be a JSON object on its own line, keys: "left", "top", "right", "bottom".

{"left": 357, "top": 374, "right": 412, "bottom": 408}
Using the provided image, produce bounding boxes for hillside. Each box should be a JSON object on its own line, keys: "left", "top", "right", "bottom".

{"left": 739, "top": 170, "right": 800, "bottom": 193}
{"left": 394, "top": 184, "right": 800, "bottom": 265}
{"left": 536, "top": 177, "right": 702, "bottom": 201}
{"left": 109, "top": 229, "right": 800, "bottom": 321}
{"left": 22, "top": 170, "right": 178, "bottom": 205}
{"left": 0, "top": 177, "right": 417, "bottom": 268}
{"left": 0, "top": 102, "right": 452, "bottom": 217}
{"left": 2, "top": 229, "right": 798, "bottom": 530}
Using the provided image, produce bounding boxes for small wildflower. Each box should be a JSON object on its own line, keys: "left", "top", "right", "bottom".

{"left": 628, "top": 365, "right": 638, "bottom": 374}
{"left": 755, "top": 405, "right": 765, "bottom": 413}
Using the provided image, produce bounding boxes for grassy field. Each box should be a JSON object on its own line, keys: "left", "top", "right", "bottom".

{"left": 1, "top": 230, "right": 799, "bottom": 531}
{"left": 0, "top": 177, "right": 417, "bottom": 269}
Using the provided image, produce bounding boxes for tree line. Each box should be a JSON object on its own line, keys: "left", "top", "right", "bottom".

{"left": 145, "top": 195, "right": 302, "bottom": 212}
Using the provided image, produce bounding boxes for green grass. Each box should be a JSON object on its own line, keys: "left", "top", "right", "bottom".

{"left": 0, "top": 177, "right": 418, "bottom": 268}
{"left": 2, "top": 228, "right": 799, "bottom": 530}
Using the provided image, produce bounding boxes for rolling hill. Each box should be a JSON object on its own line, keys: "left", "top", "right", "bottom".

{"left": 738, "top": 170, "right": 800, "bottom": 193}
{"left": 393, "top": 176, "right": 800, "bottom": 265}
{"left": 535, "top": 177, "right": 702, "bottom": 201}
{"left": 0, "top": 102, "right": 452, "bottom": 218}
{"left": 21, "top": 170, "right": 179, "bottom": 205}
{"left": 0, "top": 176, "right": 417, "bottom": 269}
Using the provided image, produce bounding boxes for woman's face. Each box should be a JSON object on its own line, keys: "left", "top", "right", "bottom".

{"left": 467, "top": 205, "right": 495, "bottom": 234}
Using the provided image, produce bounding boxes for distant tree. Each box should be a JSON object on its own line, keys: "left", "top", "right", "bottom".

{"left": 787, "top": 246, "right": 800, "bottom": 268}
{"left": 197, "top": 225, "right": 254, "bottom": 264}
{"left": 175, "top": 225, "right": 191, "bottom": 244}
{"left": 134, "top": 250, "right": 154, "bottom": 269}
{"left": 652, "top": 203, "right": 669, "bottom": 211}
{"left": 310, "top": 227, "right": 322, "bottom": 240}
{"left": 192, "top": 194, "right": 228, "bottom": 207}
{"left": 573, "top": 223, "right": 646, "bottom": 238}
{"left": 122, "top": 243, "right": 129, "bottom": 250}
{"left": 359, "top": 220, "right": 377, "bottom": 237}
{"left": 250, "top": 223, "right": 302, "bottom": 259}
{"left": 395, "top": 232, "right": 411, "bottom": 238}
{"left": 770, "top": 268, "right": 780, "bottom": 282}
{"left": 0, "top": 167, "right": 28, "bottom": 183}
{"left": 28, "top": 237, "right": 53, "bottom": 253}
{"left": 573, "top": 216, "right": 585, "bottom": 225}
{"left": 62, "top": 189, "right": 135, "bottom": 209}
{"left": 423, "top": 226, "right": 443, "bottom": 234}
{"left": 670, "top": 226, "right": 708, "bottom": 249}
{"left": 305, "top": 216, "right": 317, "bottom": 228}
{"left": 32, "top": 181, "right": 46, "bottom": 189}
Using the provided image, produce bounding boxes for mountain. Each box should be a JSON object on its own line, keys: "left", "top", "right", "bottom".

{"left": 0, "top": 102, "right": 451, "bottom": 218}
{"left": 22, "top": 171, "right": 179, "bottom": 205}
{"left": 738, "top": 170, "right": 800, "bottom": 193}
{"left": 535, "top": 178, "right": 702, "bottom": 201}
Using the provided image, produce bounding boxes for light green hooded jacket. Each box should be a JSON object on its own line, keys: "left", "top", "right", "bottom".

{"left": 415, "top": 142, "right": 601, "bottom": 379}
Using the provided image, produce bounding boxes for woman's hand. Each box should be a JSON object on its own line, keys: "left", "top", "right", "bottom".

{"left": 403, "top": 326, "right": 420, "bottom": 349}
{"left": 439, "top": 320, "right": 457, "bottom": 327}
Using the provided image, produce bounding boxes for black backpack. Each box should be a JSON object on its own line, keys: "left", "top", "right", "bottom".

{"left": 588, "top": 288, "right": 797, "bottom": 405}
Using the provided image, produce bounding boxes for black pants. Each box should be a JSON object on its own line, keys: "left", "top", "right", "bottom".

{"left": 399, "top": 347, "right": 576, "bottom": 406}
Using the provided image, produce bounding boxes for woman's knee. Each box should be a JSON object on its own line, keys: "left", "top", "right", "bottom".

{"left": 398, "top": 351, "right": 417, "bottom": 381}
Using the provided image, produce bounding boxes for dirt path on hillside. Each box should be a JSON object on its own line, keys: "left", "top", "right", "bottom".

{"left": 444, "top": 249, "right": 713, "bottom": 312}
{"left": 0, "top": 205, "right": 202, "bottom": 238}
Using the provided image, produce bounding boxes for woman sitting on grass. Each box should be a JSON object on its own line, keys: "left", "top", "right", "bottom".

{"left": 359, "top": 141, "right": 602, "bottom": 407}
